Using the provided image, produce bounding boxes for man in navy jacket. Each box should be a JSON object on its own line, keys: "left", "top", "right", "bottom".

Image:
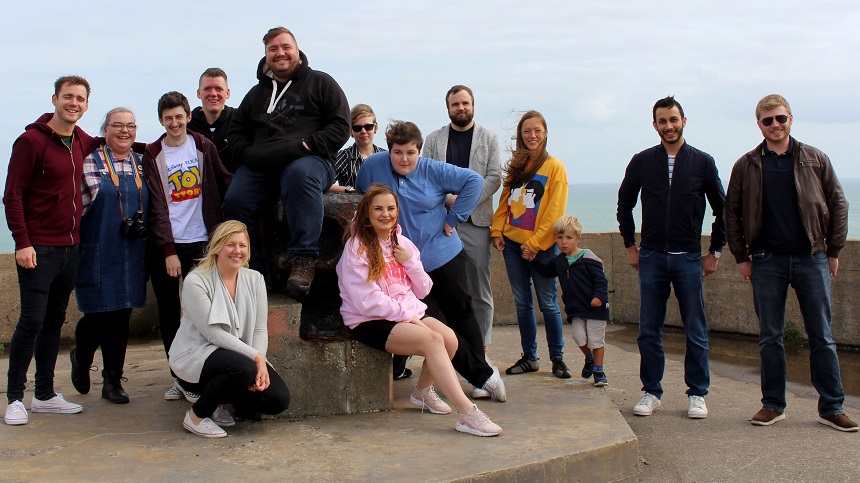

{"left": 617, "top": 96, "right": 726, "bottom": 420}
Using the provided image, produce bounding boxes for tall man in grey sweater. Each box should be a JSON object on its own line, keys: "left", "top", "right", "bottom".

{"left": 423, "top": 85, "right": 501, "bottom": 398}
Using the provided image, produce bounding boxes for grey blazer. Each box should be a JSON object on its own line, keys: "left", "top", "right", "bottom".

{"left": 423, "top": 123, "right": 502, "bottom": 227}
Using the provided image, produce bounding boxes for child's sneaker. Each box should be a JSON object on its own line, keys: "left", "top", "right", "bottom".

{"left": 409, "top": 385, "right": 451, "bottom": 414}
{"left": 505, "top": 355, "right": 539, "bottom": 375}
{"left": 593, "top": 370, "right": 608, "bottom": 387}
{"left": 551, "top": 358, "right": 571, "bottom": 379}
{"left": 581, "top": 355, "right": 595, "bottom": 378}
{"left": 455, "top": 404, "right": 502, "bottom": 437}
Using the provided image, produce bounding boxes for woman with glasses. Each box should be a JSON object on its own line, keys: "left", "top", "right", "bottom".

{"left": 329, "top": 104, "right": 385, "bottom": 194}
{"left": 70, "top": 108, "right": 149, "bottom": 404}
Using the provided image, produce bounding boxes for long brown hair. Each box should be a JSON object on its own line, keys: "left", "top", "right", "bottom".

{"left": 345, "top": 184, "right": 400, "bottom": 282}
{"left": 504, "top": 110, "right": 549, "bottom": 188}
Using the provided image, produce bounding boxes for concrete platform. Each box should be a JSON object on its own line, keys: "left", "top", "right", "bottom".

{"left": 0, "top": 326, "right": 638, "bottom": 482}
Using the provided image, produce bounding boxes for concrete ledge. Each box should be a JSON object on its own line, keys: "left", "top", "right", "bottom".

{"left": 266, "top": 294, "right": 392, "bottom": 417}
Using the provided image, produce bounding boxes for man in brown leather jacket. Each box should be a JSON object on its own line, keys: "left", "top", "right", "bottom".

{"left": 725, "top": 94, "right": 857, "bottom": 432}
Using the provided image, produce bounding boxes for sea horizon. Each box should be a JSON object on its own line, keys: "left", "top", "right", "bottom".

{"left": 3, "top": 178, "right": 860, "bottom": 253}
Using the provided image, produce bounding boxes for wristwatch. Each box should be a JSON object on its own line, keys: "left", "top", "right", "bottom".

{"left": 709, "top": 250, "right": 722, "bottom": 259}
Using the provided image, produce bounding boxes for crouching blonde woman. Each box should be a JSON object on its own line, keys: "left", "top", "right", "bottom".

{"left": 169, "top": 221, "right": 290, "bottom": 438}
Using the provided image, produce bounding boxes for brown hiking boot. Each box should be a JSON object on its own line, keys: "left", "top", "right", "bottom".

{"left": 750, "top": 407, "right": 785, "bottom": 426}
{"left": 287, "top": 256, "right": 315, "bottom": 300}
{"left": 818, "top": 413, "right": 859, "bottom": 432}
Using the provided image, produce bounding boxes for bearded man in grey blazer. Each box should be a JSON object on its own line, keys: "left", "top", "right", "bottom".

{"left": 423, "top": 85, "right": 502, "bottom": 398}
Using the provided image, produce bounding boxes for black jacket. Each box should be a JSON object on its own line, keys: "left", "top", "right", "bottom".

{"left": 188, "top": 106, "right": 236, "bottom": 173}
{"left": 533, "top": 249, "right": 610, "bottom": 321}
{"left": 617, "top": 142, "right": 726, "bottom": 253}
{"left": 228, "top": 51, "right": 350, "bottom": 172}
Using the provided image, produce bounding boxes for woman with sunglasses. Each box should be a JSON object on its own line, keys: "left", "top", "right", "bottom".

{"left": 70, "top": 108, "right": 150, "bottom": 404}
{"left": 329, "top": 104, "right": 385, "bottom": 193}
{"left": 336, "top": 184, "right": 502, "bottom": 437}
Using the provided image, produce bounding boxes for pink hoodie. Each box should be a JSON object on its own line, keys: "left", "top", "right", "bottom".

{"left": 336, "top": 225, "right": 433, "bottom": 328}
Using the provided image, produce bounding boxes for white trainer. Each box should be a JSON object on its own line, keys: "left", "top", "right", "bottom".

{"left": 164, "top": 383, "right": 183, "bottom": 401}
{"left": 471, "top": 387, "right": 491, "bottom": 399}
{"left": 5, "top": 400, "right": 28, "bottom": 425}
{"left": 633, "top": 393, "right": 661, "bottom": 416}
{"left": 482, "top": 367, "right": 507, "bottom": 402}
{"left": 183, "top": 410, "right": 227, "bottom": 438}
{"left": 30, "top": 393, "right": 83, "bottom": 414}
{"left": 688, "top": 395, "right": 708, "bottom": 419}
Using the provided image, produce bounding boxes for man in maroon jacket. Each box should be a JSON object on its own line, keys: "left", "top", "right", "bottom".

{"left": 3, "top": 76, "right": 97, "bottom": 425}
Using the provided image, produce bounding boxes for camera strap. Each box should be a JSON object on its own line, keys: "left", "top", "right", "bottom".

{"left": 102, "top": 145, "right": 144, "bottom": 221}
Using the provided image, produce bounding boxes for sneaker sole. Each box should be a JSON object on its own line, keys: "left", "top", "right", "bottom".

{"left": 633, "top": 405, "right": 660, "bottom": 416}
{"left": 688, "top": 412, "right": 708, "bottom": 419}
{"left": 213, "top": 419, "right": 236, "bottom": 427}
{"left": 4, "top": 417, "right": 28, "bottom": 425}
{"left": 183, "top": 421, "right": 227, "bottom": 438}
{"left": 31, "top": 406, "right": 83, "bottom": 414}
{"left": 750, "top": 413, "right": 785, "bottom": 426}
{"left": 408, "top": 395, "right": 451, "bottom": 415}
{"left": 554, "top": 372, "right": 572, "bottom": 379}
{"left": 164, "top": 394, "right": 183, "bottom": 401}
{"left": 594, "top": 381, "right": 608, "bottom": 387}
{"left": 471, "top": 389, "right": 491, "bottom": 399}
{"left": 455, "top": 422, "right": 502, "bottom": 437}
{"left": 817, "top": 417, "right": 859, "bottom": 432}
{"left": 505, "top": 366, "right": 538, "bottom": 375}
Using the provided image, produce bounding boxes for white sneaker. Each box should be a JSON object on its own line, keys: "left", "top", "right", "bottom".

{"left": 688, "top": 396, "right": 708, "bottom": 419}
{"left": 5, "top": 400, "right": 28, "bottom": 425}
{"left": 30, "top": 393, "right": 83, "bottom": 414}
{"left": 633, "top": 393, "right": 661, "bottom": 416}
{"left": 482, "top": 367, "right": 507, "bottom": 402}
{"left": 183, "top": 410, "right": 227, "bottom": 438}
{"left": 471, "top": 387, "right": 491, "bottom": 399}
{"left": 455, "top": 404, "right": 502, "bottom": 437}
{"left": 212, "top": 404, "right": 236, "bottom": 427}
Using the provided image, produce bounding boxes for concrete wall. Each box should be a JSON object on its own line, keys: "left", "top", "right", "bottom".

{"left": 2, "top": 235, "right": 860, "bottom": 347}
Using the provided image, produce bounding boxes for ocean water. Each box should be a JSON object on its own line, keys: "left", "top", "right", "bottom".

{"left": 2, "top": 179, "right": 860, "bottom": 253}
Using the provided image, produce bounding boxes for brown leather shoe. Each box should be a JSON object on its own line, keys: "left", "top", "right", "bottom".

{"left": 818, "top": 413, "right": 859, "bottom": 432}
{"left": 286, "top": 256, "right": 315, "bottom": 301}
{"left": 750, "top": 407, "right": 785, "bottom": 426}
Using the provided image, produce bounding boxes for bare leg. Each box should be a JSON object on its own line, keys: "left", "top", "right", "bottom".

{"left": 386, "top": 318, "right": 471, "bottom": 414}
{"left": 593, "top": 347, "right": 605, "bottom": 367}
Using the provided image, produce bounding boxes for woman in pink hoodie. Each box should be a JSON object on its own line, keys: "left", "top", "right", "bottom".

{"left": 336, "top": 184, "right": 501, "bottom": 437}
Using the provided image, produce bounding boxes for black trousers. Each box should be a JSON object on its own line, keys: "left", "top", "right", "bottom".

{"left": 423, "top": 250, "right": 493, "bottom": 388}
{"left": 149, "top": 241, "right": 207, "bottom": 359}
{"left": 75, "top": 308, "right": 132, "bottom": 375}
{"left": 179, "top": 349, "right": 291, "bottom": 419}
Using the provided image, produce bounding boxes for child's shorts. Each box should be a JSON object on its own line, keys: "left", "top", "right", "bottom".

{"left": 570, "top": 317, "right": 607, "bottom": 349}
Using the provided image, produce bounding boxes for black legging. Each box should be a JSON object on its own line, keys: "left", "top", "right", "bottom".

{"left": 179, "top": 348, "right": 291, "bottom": 419}
{"left": 74, "top": 308, "right": 132, "bottom": 376}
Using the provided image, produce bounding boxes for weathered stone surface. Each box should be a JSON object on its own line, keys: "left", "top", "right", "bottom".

{"left": 266, "top": 294, "right": 392, "bottom": 417}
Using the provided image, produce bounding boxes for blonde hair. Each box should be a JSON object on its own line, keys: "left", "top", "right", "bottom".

{"left": 755, "top": 94, "right": 791, "bottom": 119}
{"left": 554, "top": 215, "right": 583, "bottom": 237}
{"left": 350, "top": 104, "right": 376, "bottom": 124}
{"left": 194, "top": 221, "right": 251, "bottom": 274}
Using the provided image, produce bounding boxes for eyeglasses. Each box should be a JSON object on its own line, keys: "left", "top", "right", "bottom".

{"left": 108, "top": 123, "right": 137, "bottom": 132}
{"left": 759, "top": 115, "right": 789, "bottom": 126}
{"left": 352, "top": 123, "right": 376, "bottom": 133}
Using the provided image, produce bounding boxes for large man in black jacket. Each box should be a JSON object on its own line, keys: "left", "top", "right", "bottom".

{"left": 223, "top": 27, "right": 350, "bottom": 300}
{"left": 617, "top": 96, "right": 726, "bottom": 420}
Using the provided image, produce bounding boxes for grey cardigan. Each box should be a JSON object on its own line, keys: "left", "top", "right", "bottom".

{"left": 168, "top": 267, "right": 268, "bottom": 383}
{"left": 423, "top": 123, "right": 502, "bottom": 227}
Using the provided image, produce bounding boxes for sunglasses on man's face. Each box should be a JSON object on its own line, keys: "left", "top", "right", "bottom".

{"left": 352, "top": 123, "right": 376, "bottom": 133}
{"left": 759, "top": 114, "right": 789, "bottom": 126}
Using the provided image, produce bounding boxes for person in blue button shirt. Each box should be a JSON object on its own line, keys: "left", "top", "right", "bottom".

{"left": 357, "top": 120, "right": 506, "bottom": 402}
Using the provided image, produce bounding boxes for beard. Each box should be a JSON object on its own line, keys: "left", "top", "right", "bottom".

{"left": 450, "top": 111, "right": 474, "bottom": 128}
{"left": 269, "top": 57, "right": 300, "bottom": 81}
{"left": 659, "top": 126, "right": 684, "bottom": 144}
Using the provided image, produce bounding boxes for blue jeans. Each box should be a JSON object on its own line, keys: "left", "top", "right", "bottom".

{"left": 637, "top": 248, "right": 709, "bottom": 398}
{"left": 223, "top": 156, "right": 335, "bottom": 272}
{"left": 501, "top": 238, "right": 564, "bottom": 360}
{"left": 751, "top": 250, "right": 845, "bottom": 417}
{"left": 7, "top": 245, "right": 79, "bottom": 402}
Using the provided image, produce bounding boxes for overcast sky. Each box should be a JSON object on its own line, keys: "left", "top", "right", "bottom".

{"left": 2, "top": 1, "right": 859, "bottom": 189}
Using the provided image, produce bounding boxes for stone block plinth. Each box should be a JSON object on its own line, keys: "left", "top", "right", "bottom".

{"left": 266, "top": 293, "right": 392, "bottom": 417}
